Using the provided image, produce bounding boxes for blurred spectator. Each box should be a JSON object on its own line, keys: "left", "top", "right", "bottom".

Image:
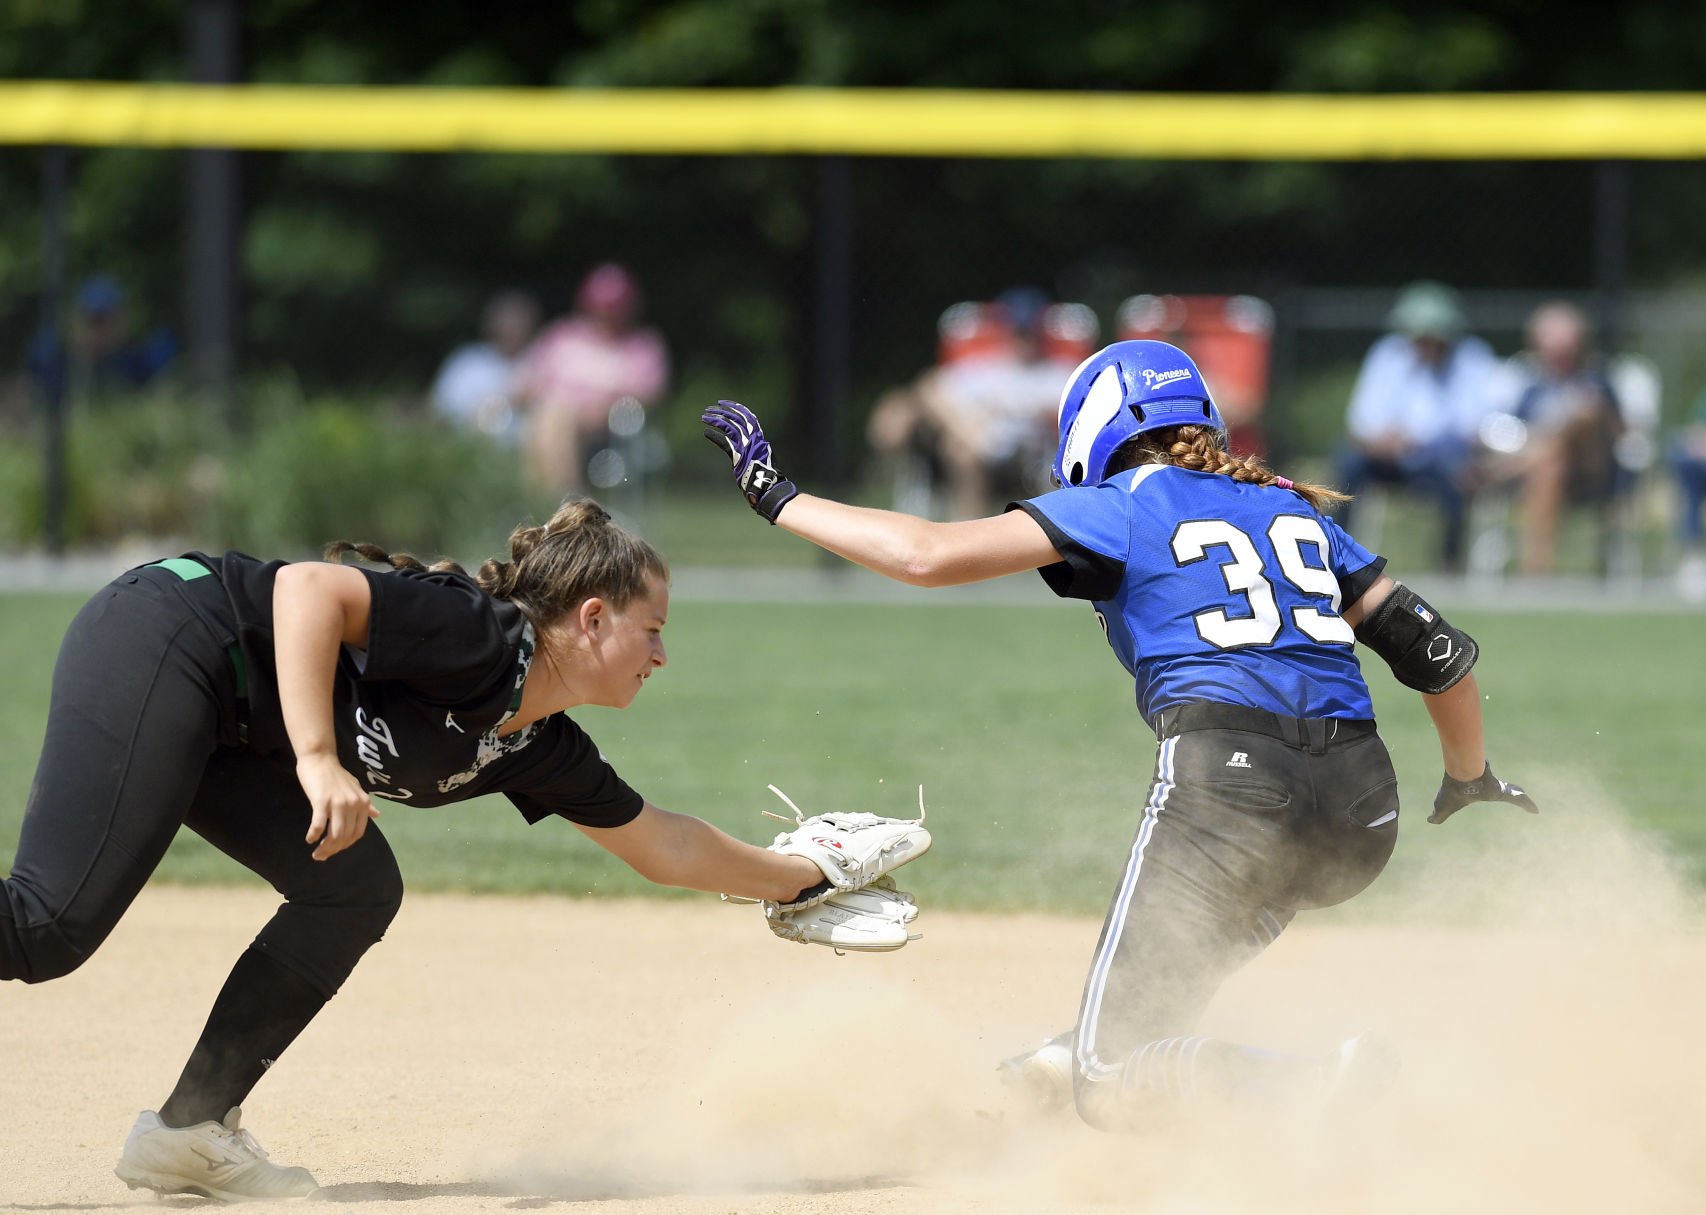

{"left": 428, "top": 289, "right": 540, "bottom": 444}
{"left": 1476, "top": 301, "right": 1624, "bottom": 576}
{"left": 1671, "top": 389, "right": 1706, "bottom": 601}
{"left": 867, "top": 287, "right": 1089, "bottom": 519}
{"left": 28, "top": 274, "right": 177, "bottom": 407}
{"left": 1335, "top": 281, "right": 1499, "bottom": 570}
{"left": 513, "top": 263, "right": 669, "bottom": 494}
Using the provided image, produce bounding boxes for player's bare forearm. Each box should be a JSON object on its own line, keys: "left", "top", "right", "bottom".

{"left": 1423, "top": 673, "right": 1486, "bottom": 781}
{"left": 778, "top": 494, "right": 1061, "bottom": 587}
{"left": 778, "top": 495, "right": 951, "bottom": 584}
{"left": 583, "top": 805, "right": 820, "bottom": 902}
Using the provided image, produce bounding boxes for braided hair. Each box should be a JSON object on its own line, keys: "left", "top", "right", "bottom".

{"left": 1106, "top": 425, "right": 1348, "bottom": 513}
{"left": 325, "top": 498, "right": 668, "bottom": 627}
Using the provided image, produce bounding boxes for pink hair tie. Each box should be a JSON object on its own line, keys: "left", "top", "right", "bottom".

{"left": 1273, "top": 476, "right": 1295, "bottom": 490}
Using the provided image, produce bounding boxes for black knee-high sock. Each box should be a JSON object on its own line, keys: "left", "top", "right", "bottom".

{"left": 157, "top": 946, "right": 329, "bottom": 1129}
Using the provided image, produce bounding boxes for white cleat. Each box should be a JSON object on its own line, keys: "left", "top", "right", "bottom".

{"left": 114, "top": 1106, "right": 320, "bottom": 1202}
{"left": 1321, "top": 1031, "right": 1402, "bottom": 1108}
{"left": 996, "top": 1034, "right": 1075, "bottom": 1112}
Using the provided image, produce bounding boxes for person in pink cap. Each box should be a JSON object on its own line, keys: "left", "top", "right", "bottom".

{"left": 514, "top": 263, "right": 671, "bottom": 493}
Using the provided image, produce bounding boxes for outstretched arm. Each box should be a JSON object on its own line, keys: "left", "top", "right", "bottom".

{"left": 702, "top": 399, "right": 1063, "bottom": 586}
{"left": 578, "top": 803, "right": 822, "bottom": 902}
{"left": 778, "top": 495, "right": 1062, "bottom": 587}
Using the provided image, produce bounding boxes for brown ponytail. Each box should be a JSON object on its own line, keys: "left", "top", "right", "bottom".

{"left": 327, "top": 497, "right": 668, "bottom": 627}
{"left": 321, "top": 541, "right": 469, "bottom": 578}
{"left": 1109, "top": 426, "right": 1348, "bottom": 513}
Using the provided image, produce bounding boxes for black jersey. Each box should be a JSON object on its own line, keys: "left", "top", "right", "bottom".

{"left": 173, "top": 551, "right": 644, "bottom": 829}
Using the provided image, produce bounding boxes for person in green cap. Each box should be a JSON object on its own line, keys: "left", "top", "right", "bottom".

{"left": 1335, "top": 281, "right": 1500, "bottom": 570}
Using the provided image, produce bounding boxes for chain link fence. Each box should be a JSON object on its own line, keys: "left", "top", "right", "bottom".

{"left": 3, "top": 148, "right": 1706, "bottom": 575}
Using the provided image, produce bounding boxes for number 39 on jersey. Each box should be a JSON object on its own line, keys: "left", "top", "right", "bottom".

{"left": 1171, "top": 515, "right": 1355, "bottom": 650}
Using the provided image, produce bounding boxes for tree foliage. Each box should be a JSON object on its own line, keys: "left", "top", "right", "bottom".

{"left": 4, "top": 0, "right": 1706, "bottom": 419}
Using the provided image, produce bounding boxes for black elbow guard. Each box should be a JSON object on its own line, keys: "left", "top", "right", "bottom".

{"left": 1353, "top": 583, "right": 1478, "bottom": 693}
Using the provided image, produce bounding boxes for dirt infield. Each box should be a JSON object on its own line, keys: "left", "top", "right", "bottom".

{"left": 6, "top": 811, "right": 1706, "bottom": 1215}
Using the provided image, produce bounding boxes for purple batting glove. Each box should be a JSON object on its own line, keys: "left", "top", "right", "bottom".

{"left": 701, "top": 400, "right": 799, "bottom": 523}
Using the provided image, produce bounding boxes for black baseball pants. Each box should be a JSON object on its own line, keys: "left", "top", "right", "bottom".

{"left": 1, "top": 565, "right": 402, "bottom": 993}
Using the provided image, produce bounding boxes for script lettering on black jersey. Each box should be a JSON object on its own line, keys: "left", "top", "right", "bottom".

{"left": 354, "top": 707, "right": 413, "bottom": 800}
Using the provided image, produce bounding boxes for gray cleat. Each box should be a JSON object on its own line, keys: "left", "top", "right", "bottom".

{"left": 997, "top": 1033, "right": 1075, "bottom": 1112}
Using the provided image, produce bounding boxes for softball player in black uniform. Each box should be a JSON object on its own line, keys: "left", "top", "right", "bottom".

{"left": 704, "top": 339, "right": 1537, "bottom": 1131}
{"left": 1, "top": 498, "right": 829, "bottom": 1199}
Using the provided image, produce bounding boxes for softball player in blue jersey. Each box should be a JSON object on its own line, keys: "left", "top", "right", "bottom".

{"left": 703, "top": 339, "right": 1538, "bottom": 1131}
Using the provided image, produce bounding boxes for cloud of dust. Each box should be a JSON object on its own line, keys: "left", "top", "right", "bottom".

{"left": 484, "top": 964, "right": 1048, "bottom": 1208}
{"left": 1176, "top": 777, "right": 1706, "bottom": 1215}
{"left": 487, "top": 777, "right": 1706, "bottom": 1214}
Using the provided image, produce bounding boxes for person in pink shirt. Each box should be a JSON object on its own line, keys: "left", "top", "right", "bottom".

{"left": 516, "top": 263, "right": 670, "bottom": 493}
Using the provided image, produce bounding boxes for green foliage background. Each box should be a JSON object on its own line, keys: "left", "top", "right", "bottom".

{"left": 8, "top": 2, "right": 1706, "bottom": 466}
{"left": 3, "top": 588, "right": 1698, "bottom": 915}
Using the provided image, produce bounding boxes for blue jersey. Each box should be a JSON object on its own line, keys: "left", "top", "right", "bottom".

{"left": 1016, "top": 465, "right": 1387, "bottom": 724}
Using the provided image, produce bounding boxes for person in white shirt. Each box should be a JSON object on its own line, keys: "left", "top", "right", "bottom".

{"left": 1335, "top": 281, "right": 1499, "bottom": 569}
{"left": 428, "top": 290, "right": 540, "bottom": 444}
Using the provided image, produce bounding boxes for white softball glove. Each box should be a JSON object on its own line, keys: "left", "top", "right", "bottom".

{"left": 766, "top": 877, "right": 920, "bottom": 953}
{"left": 725, "top": 786, "right": 931, "bottom": 953}
{"left": 763, "top": 785, "right": 932, "bottom": 911}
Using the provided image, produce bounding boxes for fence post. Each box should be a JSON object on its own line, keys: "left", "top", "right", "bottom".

{"left": 809, "top": 154, "right": 854, "bottom": 493}
{"left": 39, "top": 145, "right": 70, "bottom": 556}
{"left": 1594, "top": 159, "right": 1631, "bottom": 354}
{"left": 186, "top": 0, "right": 244, "bottom": 431}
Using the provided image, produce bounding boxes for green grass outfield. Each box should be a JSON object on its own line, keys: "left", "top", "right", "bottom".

{"left": 1, "top": 585, "right": 1699, "bottom": 916}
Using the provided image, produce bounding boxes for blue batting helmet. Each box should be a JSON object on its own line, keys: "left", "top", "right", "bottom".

{"left": 1052, "top": 340, "right": 1223, "bottom": 487}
